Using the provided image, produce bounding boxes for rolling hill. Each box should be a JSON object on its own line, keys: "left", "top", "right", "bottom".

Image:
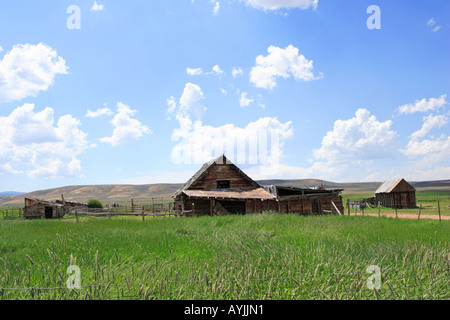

{"left": 0, "top": 179, "right": 449, "bottom": 207}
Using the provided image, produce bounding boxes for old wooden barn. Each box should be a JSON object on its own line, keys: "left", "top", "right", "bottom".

{"left": 375, "top": 178, "right": 416, "bottom": 209}
{"left": 173, "top": 155, "right": 344, "bottom": 216}
{"left": 24, "top": 196, "right": 87, "bottom": 219}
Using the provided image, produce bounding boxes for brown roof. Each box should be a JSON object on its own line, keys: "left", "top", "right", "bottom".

{"left": 182, "top": 187, "right": 276, "bottom": 200}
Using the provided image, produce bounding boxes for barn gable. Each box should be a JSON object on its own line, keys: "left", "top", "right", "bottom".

{"left": 173, "top": 154, "right": 260, "bottom": 197}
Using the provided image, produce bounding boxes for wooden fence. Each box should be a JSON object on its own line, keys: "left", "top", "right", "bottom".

{"left": 68, "top": 200, "right": 179, "bottom": 221}
{"left": 345, "top": 199, "right": 445, "bottom": 221}
{"left": 0, "top": 208, "right": 23, "bottom": 219}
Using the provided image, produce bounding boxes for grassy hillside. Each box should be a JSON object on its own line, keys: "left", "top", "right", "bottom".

{"left": 0, "top": 179, "right": 449, "bottom": 207}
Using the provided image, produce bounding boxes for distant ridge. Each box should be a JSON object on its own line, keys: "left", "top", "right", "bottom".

{"left": 0, "top": 179, "right": 448, "bottom": 207}
{"left": 0, "top": 191, "right": 25, "bottom": 197}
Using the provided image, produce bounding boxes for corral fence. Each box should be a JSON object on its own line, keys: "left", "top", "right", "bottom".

{"left": 67, "top": 199, "right": 179, "bottom": 221}
{"left": 345, "top": 199, "right": 446, "bottom": 221}
{"left": 0, "top": 208, "right": 23, "bottom": 219}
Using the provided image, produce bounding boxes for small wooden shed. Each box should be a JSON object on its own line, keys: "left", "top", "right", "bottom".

{"left": 24, "top": 196, "right": 87, "bottom": 219}
{"left": 375, "top": 178, "right": 416, "bottom": 209}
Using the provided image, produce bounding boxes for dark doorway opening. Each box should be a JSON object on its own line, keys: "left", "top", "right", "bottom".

{"left": 219, "top": 201, "right": 245, "bottom": 214}
{"left": 44, "top": 206, "right": 53, "bottom": 219}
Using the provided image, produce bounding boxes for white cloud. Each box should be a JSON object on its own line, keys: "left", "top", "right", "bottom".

{"left": 186, "top": 67, "right": 204, "bottom": 76}
{"left": 403, "top": 112, "right": 449, "bottom": 160}
{"left": 0, "top": 103, "right": 89, "bottom": 178}
{"left": 186, "top": 65, "right": 224, "bottom": 76}
{"left": 426, "top": 18, "right": 436, "bottom": 26}
{"left": 90, "top": 1, "right": 104, "bottom": 11}
{"left": 213, "top": 2, "right": 220, "bottom": 15}
{"left": 85, "top": 107, "right": 114, "bottom": 118}
{"left": 239, "top": 92, "right": 254, "bottom": 107}
{"left": 167, "top": 82, "right": 207, "bottom": 121}
{"left": 426, "top": 18, "right": 441, "bottom": 32}
{"left": 211, "top": 64, "right": 224, "bottom": 75}
{"left": 250, "top": 45, "right": 321, "bottom": 90}
{"left": 100, "top": 102, "right": 151, "bottom": 146}
{"left": 397, "top": 94, "right": 447, "bottom": 114}
{"left": 403, "top": 135, "right": 450, "bottom": 158}
{"left": 232, "top": 67, "right": 244, "bottom": 77}
{"left": 0, "top": 43, "right": 68, "bottom": 104}
{"left": 313, "top": 108, "right": 397, "bottom": 161}
{"left": 431, "top": 26, "right": 441, "bottom": 32}
{"left": 220, "top": 88, "right": 227, "bottom": 95}
{"left": 242, "top": 0, "right": 318, "bottom": 11}
{"left": 410, "top": 113, "right": 448, "bottom": 140}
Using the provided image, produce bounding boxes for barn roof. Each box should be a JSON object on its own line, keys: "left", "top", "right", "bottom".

{"left": 24, "top": 197, "right": 64, "bottom": 207}
{"left": 375, "top": 178, "right": 415, "bottom": 193}
{"left": 182, "top": 187, "right": 276, "bottom": 200}
{"left": 172, "top": 154, "right": 260, "bottom": 198}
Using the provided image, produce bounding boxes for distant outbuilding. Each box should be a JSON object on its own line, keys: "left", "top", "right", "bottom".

{"left": 375, "top": 178, "right": 416, "bottom": 209}
{"left": 24, "top": 195, "right": 87, "bottom": 219}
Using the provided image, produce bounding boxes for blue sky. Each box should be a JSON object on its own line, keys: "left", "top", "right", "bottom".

{"left": 0, "top": 0, "right": 449, "bottom": 192}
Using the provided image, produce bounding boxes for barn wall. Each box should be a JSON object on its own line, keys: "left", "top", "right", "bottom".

{"left": 278, "top": 195, "right": 344, "bottom": 215}
{"left": 375, "top": 191, "right": 416, "bottom": 208}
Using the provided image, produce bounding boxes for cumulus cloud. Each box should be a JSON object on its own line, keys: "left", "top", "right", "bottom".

{"left": 250, "top": 45, "right": 321, "bottom": 90}
{"left": 232, "top": 67, "right": 244, "bottom": 77}
{"left": 313, "top": 108, "right": 397, "bottom": 161}
{"left": 100, "top": 102, "right": 151, "bottom": 146}
{"left": 239, "top": 92, "right": 254, "bottom": 107}
{"left": 242, "top": 0, "right": 318, "bottom": 10}
{"left": 397, "top": 94, "right": 447, "bottom": 114}
{"left": 410, "top": 113, "right": 448, "bottom": 140}
{"left": 402, "top": 112, "right": 449, "bottom": 162}
{"left": 0, "top": 43, "right": 68, "bottom": 104}
{"left": 0, "top": 103, "right": 89, "bottom": 178}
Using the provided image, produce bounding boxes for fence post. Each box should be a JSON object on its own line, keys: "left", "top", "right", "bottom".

{"left": 378, "top": 201, "right": 380, "bottom": 218}
{"left": 142, "top": 207, "right": 145, "bottom": 222}
{"left": 438, "top": 200, "right": 441, "bottom": 221}
{"left": 395, "top": 207, "right": 398, "bottom": 219}
{"left": 347, "top": 199, "right": 350, "bottom": 216}
{"left": 418, "top": 203, "right": 422, "bottom": 220}
{"left": 109, "top": 208, "right": 112, "bottom": 220}
{"left": 76, "top": 211, "right": 79, "bottom": 223}
{"left": 354, "top": 201, "right": 357, "bottom": 216}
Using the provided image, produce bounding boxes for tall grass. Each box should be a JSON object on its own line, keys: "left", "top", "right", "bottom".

{"left": 0, "top": 214, "right": 448, "bottom": 299}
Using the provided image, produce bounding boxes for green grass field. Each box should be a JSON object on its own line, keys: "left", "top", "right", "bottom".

{"left": 0, "top": 212, "right": 448, "bottom": 300}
